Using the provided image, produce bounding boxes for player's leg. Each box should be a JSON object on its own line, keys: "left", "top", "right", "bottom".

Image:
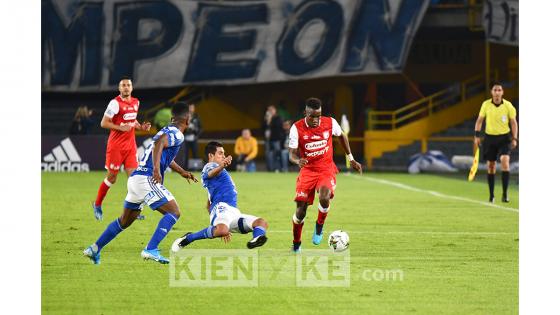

{"left": 487, "top": 161, "right": 497, "bottom": 202}
{"left": 313, "top": 186, "right": 333, "bottom": 245}
{"left": 312, "top": 173, "right": 336, "bottom": 245}
{"left": 499, "top": 154, "right": 511, "bottom": 202}
{"left": 292, "top": 201, "right": 308, "bottom": 253}
{"left": 124, "top": 150, "right": 145, "bottom": 220}
{"left": 171, "top": 203, "right": 235, "bottom": 252}
{"left": 483, "top": 136, "right": 498, "bottom": 203}
{"left": 83, "top": 207, "right": 140, "bottom": 264}
{"left": 141, "top": 183, "right": 181, "bottom": 264}
{"left": 292, "top": 170, "right": 317, "bottom": 251}
{"left": 93, "top": 148, "right": 123, "bottom": 220}
{"left": 228, "top": 212, "right": 269, "bottom": 249}
{"left": 246, "top": 217, "right": 269, "bottom": 249}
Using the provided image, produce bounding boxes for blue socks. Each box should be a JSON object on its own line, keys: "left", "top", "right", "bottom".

{"left": 146, "top": 213, "right": 178, "bottom": 250}
{"left": 95, "top": 219, "right": 124, "bottom": 251}
{"left": 187, "top": 226, "right": 215, "bottom": 243}
{"left": 253, "top": 226, "right": 266, "bottom": 238}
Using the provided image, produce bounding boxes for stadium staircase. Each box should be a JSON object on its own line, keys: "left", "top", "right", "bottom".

{"left": 364, "top": 71, "right": 518, "bottom": 168}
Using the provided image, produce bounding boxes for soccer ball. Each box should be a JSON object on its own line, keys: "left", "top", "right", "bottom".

{"left": 328, "top": 230, "right": 349, "bottom": 252}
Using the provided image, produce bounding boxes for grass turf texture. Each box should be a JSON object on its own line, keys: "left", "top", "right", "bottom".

{"left": 42, "top": 172, "right": 518, "bottom": 314}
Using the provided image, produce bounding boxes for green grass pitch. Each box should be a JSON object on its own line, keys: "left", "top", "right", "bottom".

{"left": 42, "top": 171, "right": 518, "bottom": 314}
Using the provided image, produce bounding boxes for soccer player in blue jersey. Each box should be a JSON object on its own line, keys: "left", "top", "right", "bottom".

{"left": 83, "top": 102, "right": 198, "bottom": 265}
{"left": 171, "top": 141, "right": 268, "bottom": 252}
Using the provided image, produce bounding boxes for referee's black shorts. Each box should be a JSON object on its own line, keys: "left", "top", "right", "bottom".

{"left": 483, "top": 133, "right": 512, "bottom": 162}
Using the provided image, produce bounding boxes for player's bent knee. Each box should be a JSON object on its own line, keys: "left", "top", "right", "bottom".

{"left": 107, "top": 173, "right": 117, "bottom": 184}
{"left": 214, "top": 224, "right": 229, "bottom": 237}
{"left": 253, "top": 218, "right": 268, "bottom": 229}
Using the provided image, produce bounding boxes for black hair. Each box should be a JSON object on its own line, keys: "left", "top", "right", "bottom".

{"left": 120, "top": 76, "right": 132, "bottom": 82}
{"left": 305, "top": 97, "right": 322, "bottom": 110}
{"left": 205, "top": 141, "right": 223, "bottom": 157}
{"left": 172, "top": 102, "right": 189, "bottom": 117}
{"left": 490, "top": 81, "right": 503, "bottom": 89}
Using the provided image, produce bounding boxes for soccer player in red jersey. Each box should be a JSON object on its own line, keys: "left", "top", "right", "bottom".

{"left": 288, "top": 97, "right": 362, "bottom": 252}
{"left": 92, "top": 77, "right": 151, "bottom": 220}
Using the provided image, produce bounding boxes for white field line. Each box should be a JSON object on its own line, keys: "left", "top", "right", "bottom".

{"left": 169, "top": 230, "right": 516, "bottom": 236}
{"left": 346, "top": 174, "right": 518, "bottom": 213}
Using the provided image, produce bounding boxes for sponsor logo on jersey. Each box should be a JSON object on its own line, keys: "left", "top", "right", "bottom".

{"left": 303, "top": 135, "right": 309, "bottom": 140}
{"left": 41, "top": 138, "right": 90, "bottom": 172}
{"left": 305, "top": 146, "right": 330, "bottom": 157}
{"left": 323, "top": 131, "right": 330, "bottom": 139}
{"left": 123, "top": 112, "right": 137, "bottom": 120}
{"left": 305, "top": 140, "right": 327, "bottom": 151}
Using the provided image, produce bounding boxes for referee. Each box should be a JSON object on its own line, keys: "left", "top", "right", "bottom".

{"left": 474, "top": 82, "right": 518, "bottom": 203}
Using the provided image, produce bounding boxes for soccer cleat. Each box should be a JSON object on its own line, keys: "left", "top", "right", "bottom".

{"left": 489, "top": 196, "right": 495, "bottom": 203}
{"left": 141, "top": 249, "right": 169, "bottom": 264}
{"left": 292, "top": 242, "right": 302, "bottom": 254}
{"left": 247, "top": 235, "right": 268, "bottom": 249}
{"left": 502, "top": 194, "right": 510, "bottom": 203}
{"left": 92, "top": 202, "right": 103, "bottom": 221}
{"left": 83, "top": 245, "right": 100, "bottom": 265}
{"left": 312, "top": 225, "right": 323, "bottom": 245}
{"left": 171, "top": 232, "right": 192, "bottom": 253}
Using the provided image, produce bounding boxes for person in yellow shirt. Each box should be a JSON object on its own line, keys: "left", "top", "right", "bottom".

{"left": 474, "top": 82, "right": 518, "bottom": 203}
{"left": 234, "top": 129, "right": 258, "bottom": 172}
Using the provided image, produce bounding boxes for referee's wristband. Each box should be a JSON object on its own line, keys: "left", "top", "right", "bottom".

{"left": 474, "top": 130, "right": 482, "bottom": 137}
{"left": 346, "top": 154, "right": 354, "bottom": 161}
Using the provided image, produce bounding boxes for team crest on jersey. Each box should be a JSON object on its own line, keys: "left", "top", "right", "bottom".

{"left": 134, "top": 105, "right": 138, "bottom": 111}
{"left": 311, "top": 135, "right": 321, "bottom": 140}
{"left": 323, "top": 131, "right": 330, "bottom": 139}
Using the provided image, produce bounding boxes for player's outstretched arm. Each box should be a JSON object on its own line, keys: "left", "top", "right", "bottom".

{"left": 207, "top": 156, "right": 233, "bottom": 178}
{"left": 170, "top": 161, "right": 198, "bottom": 183}
{"left": 336, "top": 134, "right": 362, "bottom": 174}
{"left": 151, "top": 135, "right": 168, "bottom": 184}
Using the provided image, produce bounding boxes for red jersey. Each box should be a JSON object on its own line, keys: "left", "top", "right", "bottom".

{"left": 288, "top": 116, "right": 343, "bottom": 173}
{"left": 104, "top": 95, "right": 139, "bottom": 150}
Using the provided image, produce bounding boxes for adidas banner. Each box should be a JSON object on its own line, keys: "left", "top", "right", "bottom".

{"left": 42, "top": 135, "right": 161, "bottom": 172}
{"left": 42, "top": 0, "right": 430, "bottom": 91}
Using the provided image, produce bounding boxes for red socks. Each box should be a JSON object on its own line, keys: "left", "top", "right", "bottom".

{"left": 317, "top": 205, "right": 329, "bottom": 225}
{"left": 292, "top": 214, "right": 304, "bottom": 243}
{"left": 95, "top": 178, "right": 112, "bottom": 207}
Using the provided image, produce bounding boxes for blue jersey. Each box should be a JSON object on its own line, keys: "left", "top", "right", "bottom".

{"left": 131, "top": 125, "right": 184, "bottom": 183}
{"left": 202, "top": 162, "right": 237, "bottom": 210}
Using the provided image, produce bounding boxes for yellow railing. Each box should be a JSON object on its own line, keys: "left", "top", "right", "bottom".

{"left": 467, "top": 0, "right": 484, "bottom": 32}
{"left": 368, "top": 70, "right": 498, "bottom": 130}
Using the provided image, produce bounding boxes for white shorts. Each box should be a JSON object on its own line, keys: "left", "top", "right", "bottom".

{"left": 210, "top": 202, "right": 258, "bottom": 234}
{"left": 124, "top": 175, "right": 175, "bottom": 211}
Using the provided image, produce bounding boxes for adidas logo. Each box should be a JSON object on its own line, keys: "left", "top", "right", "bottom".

{"left": 42, "top": 137, "right": 90, "bottom": 172}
